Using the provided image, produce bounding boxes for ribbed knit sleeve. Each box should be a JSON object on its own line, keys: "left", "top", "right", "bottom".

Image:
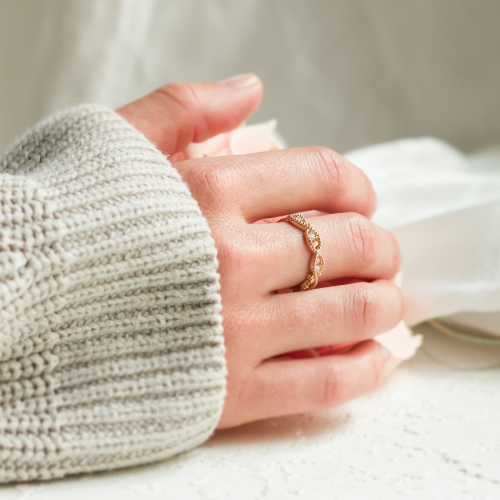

{"left": 0, "top": 105, "right": 226, "bottom": 482}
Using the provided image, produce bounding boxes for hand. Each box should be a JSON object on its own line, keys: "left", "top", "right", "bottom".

{"left": 117, "top": 74, "right": 404, "bottom": 428}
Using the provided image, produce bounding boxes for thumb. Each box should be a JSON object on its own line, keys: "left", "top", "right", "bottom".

{"left": 117, "top": 74, "right": 263, "bottom": 156}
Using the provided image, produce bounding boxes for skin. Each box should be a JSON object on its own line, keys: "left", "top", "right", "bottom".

{"left": 117, "top": 74, "right": 404, "bottom": 429}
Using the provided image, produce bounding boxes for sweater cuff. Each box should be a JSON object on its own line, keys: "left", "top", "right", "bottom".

{"left": 0, "top": 104, "right": 226, "bottom": 482}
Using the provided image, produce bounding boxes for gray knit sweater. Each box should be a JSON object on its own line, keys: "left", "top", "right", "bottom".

{"left": 0, "top": 105, "right": 226, "bottom": 482}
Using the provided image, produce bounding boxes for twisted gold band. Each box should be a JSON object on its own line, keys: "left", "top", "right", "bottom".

{"left": 278, "top": 214, "right": 325, "bottom": 291}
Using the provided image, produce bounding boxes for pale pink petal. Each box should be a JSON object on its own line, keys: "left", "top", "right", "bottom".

{"left": 185, "top": 132, "right": 231, "bottom": 158}
{"left": 229, "top": 120, "right": 278, "bottom": 155}
{"left": 392, "top": 270, "right": 403, "bottom": 288}
{"left": 376, "top": 320, "right": 422, "bottom": 360}
{"left": 300, "top": 210, "right": 328, "bottom": 218}
{"left": 210, "top": 147, "right": 232, "bottom": 157}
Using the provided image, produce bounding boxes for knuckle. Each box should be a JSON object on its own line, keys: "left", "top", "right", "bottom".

{"left": 305, "top": 146, "right": 349, "bottom": 195}
{"left": 342, "top": 213, "right": 376, "bottom": 268}
{"left": 216, "top": 228, "right": 261, "bottom": 281}
{"left": 188, "top": 164, "right": 232, "bottom": 210}
{"left": 156, "top": 82, "right": 198, "bottom": 112}
{"left": 201, "top": 165, "right": 228, "bottom": 194}
{"left": 318, "top": 363, "right": 345, "bottom": 408}
{"left": 347, "top": 283, "right": 379, "bottom": 337}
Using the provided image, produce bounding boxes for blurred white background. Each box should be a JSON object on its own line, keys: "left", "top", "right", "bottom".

{"left": 0, "top": 0, "right": 499, "bottom": 155}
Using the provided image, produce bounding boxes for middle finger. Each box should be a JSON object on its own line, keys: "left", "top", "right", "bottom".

{"left": 261, "top": 279, "right": 404, "bottom": 358}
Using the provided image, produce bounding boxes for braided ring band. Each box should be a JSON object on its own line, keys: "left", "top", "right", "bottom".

{"left": 278, "top": 214, "right": 325, "bottom": 291}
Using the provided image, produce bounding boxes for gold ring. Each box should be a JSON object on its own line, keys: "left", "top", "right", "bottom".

{"left": 278, "top": 214, "right": 325, "bottom": 291}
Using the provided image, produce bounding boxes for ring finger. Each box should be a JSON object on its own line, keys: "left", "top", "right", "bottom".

{"left": 253, "top": 212, "right": 401, "bottom": 293}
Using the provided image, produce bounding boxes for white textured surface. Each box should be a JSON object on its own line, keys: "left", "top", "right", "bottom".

{"left": 2, "top": 326, "right": 500, "bottom": 499}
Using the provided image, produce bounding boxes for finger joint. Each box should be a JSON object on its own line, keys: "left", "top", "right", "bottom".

{"left": 308, "top": 146, "right": 349, "bottom": 196}
{"left": 348, "top": 283, "right": 379, "bottom": 338}
{"left": 343, "top": 213, "right": 376, "bottom": 268}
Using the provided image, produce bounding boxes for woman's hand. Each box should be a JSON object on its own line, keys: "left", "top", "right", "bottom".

{"left": 117, "top": 75, "right": 404, "bottom": 428}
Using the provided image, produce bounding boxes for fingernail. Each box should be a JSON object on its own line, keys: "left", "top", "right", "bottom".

{"left": 218, "top": 73, "right": 258, "bottom": 88}
{"left": 379, "top": 345, "right": 391, "bottom": 365}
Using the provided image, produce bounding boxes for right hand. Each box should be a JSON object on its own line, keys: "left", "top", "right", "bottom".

{"left": 118, "top": 75, "right": 404, "bottom": 428}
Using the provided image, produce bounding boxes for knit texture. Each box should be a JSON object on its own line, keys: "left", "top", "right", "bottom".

{"left": 0, "top": 105, "right": 226, "bottom": 482}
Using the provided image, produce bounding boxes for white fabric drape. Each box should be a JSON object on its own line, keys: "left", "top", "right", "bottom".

{"left": 346, "top": 139, "right": 500, "bottom": 334}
